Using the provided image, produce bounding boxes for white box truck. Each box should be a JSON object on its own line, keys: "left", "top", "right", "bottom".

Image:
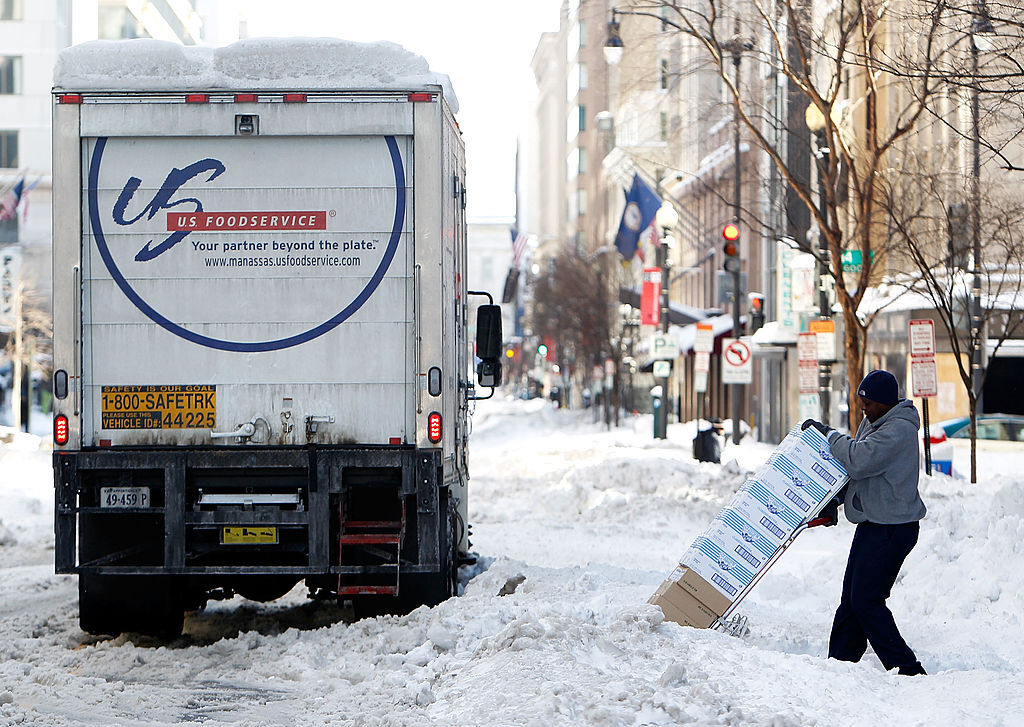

{"left": 50, "top": 39, "right": 502, "bottom": 637}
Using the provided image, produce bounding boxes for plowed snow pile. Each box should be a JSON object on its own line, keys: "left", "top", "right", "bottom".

{"left": 0, "top": 400, "right": 1021, "bottom": 726}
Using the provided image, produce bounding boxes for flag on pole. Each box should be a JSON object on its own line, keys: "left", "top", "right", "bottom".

{"left": 511, "top": 229, "right": 529, "bottom": 267}
{"left": 614, "top": 174, "right": 661, "bottom": 260}
{"left": 0, "top": 177, "right": 22, "bottom": 222}
{"left": 18, "top": 176, "right": 40, "bottom": 222}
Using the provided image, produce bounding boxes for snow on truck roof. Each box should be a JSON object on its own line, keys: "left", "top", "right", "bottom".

{"left": 53, "top": 37, "right": 458, "bottom": 112}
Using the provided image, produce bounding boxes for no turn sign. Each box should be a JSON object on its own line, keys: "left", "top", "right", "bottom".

{"left": 721, "top": 337, "right": 753, "bottom": 384}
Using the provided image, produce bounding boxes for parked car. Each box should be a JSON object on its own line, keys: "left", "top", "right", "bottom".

{"left": 923, "top": 414, "right": 1024, "bottom": 475}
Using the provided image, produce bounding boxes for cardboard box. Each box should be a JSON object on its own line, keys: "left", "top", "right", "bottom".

{"left": 703, "top": 510, "right": 780, "bottom": 572}
{"left": 665, "top": 564, "right": 732, "bottom": 615}
{"left": 649, "top": 578, "right": 719, "bottom": 628}
{"left": 726, "top": 489, "right": 795, "bottom": 545}
{"left": 775, "top": 426, "right": 849, "bottom": 492}
{"left": 735, "top": 479, "right": 805, "bottom": 531}
{"left": 681, "top": 536, "right": 756, "bottom": 604}
{"left": 753, "top": 456, "right": 825, "bottom": 517}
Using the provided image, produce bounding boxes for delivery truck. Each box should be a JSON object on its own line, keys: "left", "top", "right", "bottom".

{"left": 50, "top": 38, "right": 502, "bottom": 637}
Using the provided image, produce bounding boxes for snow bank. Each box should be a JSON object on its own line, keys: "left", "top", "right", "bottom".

{"left": 1, "top": 399, "right": 1023, "bottom": 725}
{"left": 53, "top": 37, "right": 459, "bottom": 112}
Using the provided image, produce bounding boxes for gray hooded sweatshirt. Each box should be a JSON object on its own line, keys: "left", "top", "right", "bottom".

{"left": 826, "top": 399, "right": 927, "bottom": 524}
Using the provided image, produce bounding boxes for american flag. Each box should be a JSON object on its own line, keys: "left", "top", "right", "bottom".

{"left": 0, "top": 178, "right": 20, "bottom": 222}
{"left": 511, "top": 230, "right": 529, "bottom": 267}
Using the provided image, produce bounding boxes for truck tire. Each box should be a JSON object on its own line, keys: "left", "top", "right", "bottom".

{"left": 79, "top": 575, "right": 185, "bottom": 639}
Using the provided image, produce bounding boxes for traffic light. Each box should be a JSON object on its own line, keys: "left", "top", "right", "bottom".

{"left": 537, "top": 343, "right": 548, "bottom": 357}
{"left": 748, "top": 292, "right": 765, "bottom": 333}
{"left": 722, "top": 223, "right": 740, "bottom": 273}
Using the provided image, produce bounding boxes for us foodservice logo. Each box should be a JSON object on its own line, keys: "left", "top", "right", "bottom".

{"left": 87, "top": 136, "right": 405, "bottom": 352}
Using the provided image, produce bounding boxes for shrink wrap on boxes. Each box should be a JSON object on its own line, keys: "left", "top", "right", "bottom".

{"left": 650, "top": 426, "right": 850, "bottom": 628}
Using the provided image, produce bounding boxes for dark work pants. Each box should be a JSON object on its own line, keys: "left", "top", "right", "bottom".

{"left": 829, "top": 521, "right": 921, "bottom": 671}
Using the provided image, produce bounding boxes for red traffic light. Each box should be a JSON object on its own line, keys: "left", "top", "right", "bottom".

{"left": 723, "top": 241, "right": 738, "bottom": 257}
{"left": 722, "top": 223, "right": 740, "bottom": 242}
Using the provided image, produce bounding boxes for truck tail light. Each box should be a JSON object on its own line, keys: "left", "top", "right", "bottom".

{"left": 58, "top": 93, "right": 83, "bottom": 104}
{"left": 54, "top": 415, "right": 69, "bottom": 446}
{"left": 185, "top": 93, "right": 209, "bottom": 103}
{"left": 234, "top": 93, "right": 257, "bottom": 103}
{"left": 427, "top": 412, "right": 442, "bottom": 443}
{"left": 283, "top": 93, "right": 307, "bottom": 103}
{"left": 408, "top": 92, "right": 433, "bottom": 102}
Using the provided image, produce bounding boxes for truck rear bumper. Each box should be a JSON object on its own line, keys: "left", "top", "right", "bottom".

{"left": 54, "top": 445, "right": 444, "bottom": 579}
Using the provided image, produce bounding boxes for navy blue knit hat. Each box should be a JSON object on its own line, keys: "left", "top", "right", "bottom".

{"left": 857, "top": 370, "right": 899, "bottom": 406}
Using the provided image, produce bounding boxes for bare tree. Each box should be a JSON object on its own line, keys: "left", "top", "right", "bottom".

{"left": 878, "top": 145, "right": 1024, "bottom": 481}
{"left": 614, "top": 0, "right": 1024, "bottom": 421}
{"left": 529, "top": 246, "right": 614, "bottom": 410}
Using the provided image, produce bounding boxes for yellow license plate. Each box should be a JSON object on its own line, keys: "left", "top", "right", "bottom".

{"left": 221, "top": 527, "right": 278, "bottom": 545}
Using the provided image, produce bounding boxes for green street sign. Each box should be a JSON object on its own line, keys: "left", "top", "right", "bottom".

{"left": 841, "top": 249, "right": 874, "bottom": 272}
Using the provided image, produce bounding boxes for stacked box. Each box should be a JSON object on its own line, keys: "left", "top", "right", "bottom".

{"left": 649, "top": 565, "right": 730, "bottom": 629}
{"left": 650, "top": 426, "right": 850, "bottom": 628}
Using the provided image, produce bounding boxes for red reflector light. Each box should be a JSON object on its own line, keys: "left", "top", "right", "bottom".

{"left": 389, "top": 437, "right": 402, "bottom": 445}
{"left": 54, "top": 415, "right": 69, "bottom": 446}
{"left": 99, "top": 439, "right": 112, "bottom": 447}
{"left": 427, "top": 412, "right": 442, "bottom": 443}
{"left": 408, "top": 92, "right": 433, "bottom": 102}
{"left": 234, "top": 93, "right": 257, "bottom": 103}
{"left": 283, "top": 93, "right": 307, "bottom": 103}
{"left": 186, "top": 93, "right": 209, "bottom": 103}
{"left": 58, "top": 93, "right": 83, "bottom": 104}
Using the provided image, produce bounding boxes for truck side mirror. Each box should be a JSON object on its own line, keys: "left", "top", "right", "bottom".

{"left": 475, "top": 304, "right": 503, "bottom": 388}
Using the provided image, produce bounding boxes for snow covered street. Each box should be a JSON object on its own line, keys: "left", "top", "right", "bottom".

{"left": 1, "top": 399, "right": 1023, "bottom": 725}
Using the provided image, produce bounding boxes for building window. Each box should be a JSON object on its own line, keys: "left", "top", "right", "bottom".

{"left": 660, "top": 113, "right": 669, "bottom": 142}
{"left": 660, "top": 2, "right": 671, "bottom": 31}
{"left": 579, "top": 20, "right": 587, "bottom": 47}
{"left": 579, "top": 62, "right": 588, "bottom": 91}
{"left": 577, "top": 189, "right": 587, "bottom": 217}
{"left": 578, "top": 147, "right": 587, "bottom": 175}
{"left": 0, "top": 131, "right": 17, "bottom": 168}
{"left": 1, "top": 0, "right": 22, "bottom": 21}
{"left": 660, "top": 59, "right": 670, "bottom": 90}
{"left": 0, "top": 56, "right": 22, "bottom": 94}
{"left": 579, "top": 105, "right": 586, "bottom": 132}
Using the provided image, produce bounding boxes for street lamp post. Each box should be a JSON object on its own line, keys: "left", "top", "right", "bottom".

{"left": 804, "top": 103, "right": 834, "bottom": 427}
{"left": 969, "top": 7, "right": 993, "bottom": 412}
{"left": 655, "top": 202, "right": 678, "bottom": 440}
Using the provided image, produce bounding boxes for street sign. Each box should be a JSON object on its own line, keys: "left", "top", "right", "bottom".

{"left": 909, "top": 319, "right": 936, "bottom": 356}
{"left": 653, "top": 360, "right": 671, "bottom": 378}
{"left": 808, "top": 319, "right": 836, "bottom": 362}
{"left": 721, "top": 337, "right": 752, "bottom": 384}
{"left": 909, "top": 319, "right": 938, "bottom": 398}
{"left": 911, "top": 358, "right": 938, "bottom": 398}
{"left": 841, "top": 249, "right": 874, "bottom": 273}
{"left": 694, "top": 322, "right": 714, "bottom": 353}
{"left": 651, "top": 333, "right": 679, "bottom": 360}
{"left": 797, "top": 331, "right": 818, "bottom": 395}
{"left": 797, "top": 332, "right": 818, "bottom": 363}
{"left": 694, "top": 351, "right": 710, "bottom": 373}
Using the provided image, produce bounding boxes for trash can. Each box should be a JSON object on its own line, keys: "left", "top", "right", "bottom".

{"left": 693, "top": 423, "right": 721, "bottom": 463}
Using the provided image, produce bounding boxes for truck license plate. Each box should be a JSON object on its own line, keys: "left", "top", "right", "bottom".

{"left": 100, "top": 487, "right": 150, "bottom": 508}
{"left": 221, "top": 527, "right": 278, "bottom": 545}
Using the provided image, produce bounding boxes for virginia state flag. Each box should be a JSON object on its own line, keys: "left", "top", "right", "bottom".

{"left": 614, "top": 174, "right": 661, "bottom": 260}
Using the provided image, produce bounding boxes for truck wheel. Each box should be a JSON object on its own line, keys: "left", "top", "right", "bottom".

{"left": 79, "top": 575, "right": 184, "bottom": 639}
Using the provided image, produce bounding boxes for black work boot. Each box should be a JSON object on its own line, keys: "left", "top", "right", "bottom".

{"left": 897, "top": 662, "right": 927, "bottom": 676}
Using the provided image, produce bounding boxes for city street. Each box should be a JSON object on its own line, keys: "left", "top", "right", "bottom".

{"left": 1, "top": 398, "right": 1022, "bottom": 725}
